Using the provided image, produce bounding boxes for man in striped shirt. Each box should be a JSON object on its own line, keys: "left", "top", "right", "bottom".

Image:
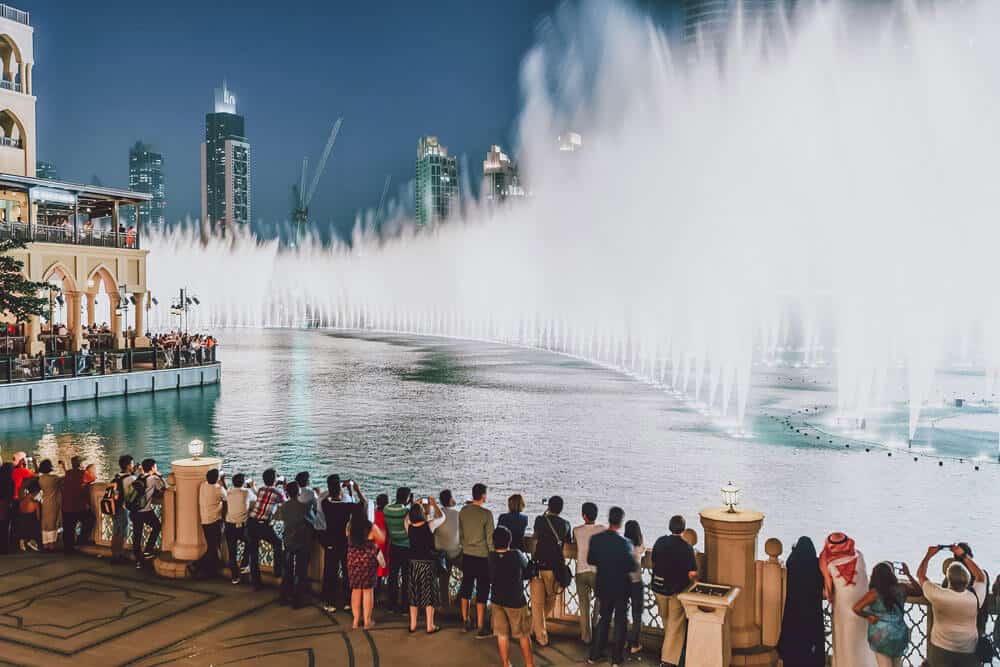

{"left": 247, "top": 468, "right": 286, "bottom": 589}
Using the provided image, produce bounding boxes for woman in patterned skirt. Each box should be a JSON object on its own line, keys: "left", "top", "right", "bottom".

{"left": 407, "top": 499, "right": 447, "bottom": 633}
{"left": 347, "top": 504, "right": 385, "bottom": 629}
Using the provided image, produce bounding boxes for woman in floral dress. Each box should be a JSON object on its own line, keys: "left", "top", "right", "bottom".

{"left": 347, "top": 504, "right": 385, "bottom": 629}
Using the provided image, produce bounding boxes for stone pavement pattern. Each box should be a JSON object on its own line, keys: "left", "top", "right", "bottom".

{"left": 0, "top": 553, "right": 604, "bottom": 667}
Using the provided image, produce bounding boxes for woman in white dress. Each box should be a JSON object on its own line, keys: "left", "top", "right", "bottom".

{"left": 820, "top": 533, "right": 877, "bottom": 667}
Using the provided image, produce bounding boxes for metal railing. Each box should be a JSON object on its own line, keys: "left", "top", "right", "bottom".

{"left": 0, "top": 220, "right": 141, "bottom": 249}
{"left": 0, "top": 135, "right": 23, "bottom": 148}
{"left": 0, "top": 344, "right": 219, "bottom": 383}
{"left": 0, "top": 3, "right": 29, "bottom": 25}
{"left": 0, "top": 79, "right": 23, "bottom": 93}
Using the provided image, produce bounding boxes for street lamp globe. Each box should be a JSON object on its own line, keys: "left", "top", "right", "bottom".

{"left": 188, "top": 439, "right": 204, "bottom": 459}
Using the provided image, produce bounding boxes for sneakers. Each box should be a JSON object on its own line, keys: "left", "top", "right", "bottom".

{"left": 322, "top": 605, "right": 337, "bottom": 613}
{"left": 240, "top": 566, "right": 251, "bottom": 574}
{"left": 231, "top": 576, "right": 241, "bottom": 585}
{"left": 343, "top": 604, "right": 351, "bottom": 611}
{"left": 475, "top": 627, "right": 491, "bottom": 639}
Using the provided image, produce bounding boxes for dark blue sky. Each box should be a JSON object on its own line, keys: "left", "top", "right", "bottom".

{"left": 25, "top": 0, "right": 572, "bottom": 234}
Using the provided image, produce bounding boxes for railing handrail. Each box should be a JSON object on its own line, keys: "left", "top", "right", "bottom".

{"left": 0, "top": 4, "right": 29, "bottom": 25}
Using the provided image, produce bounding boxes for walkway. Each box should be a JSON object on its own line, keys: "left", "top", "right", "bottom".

{"left": 0, "top": 553, "right": 597, "bottom": 667}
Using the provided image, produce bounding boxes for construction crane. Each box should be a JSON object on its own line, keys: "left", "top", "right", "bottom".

{"left": 291, "top": 118, "right": 343, "bottom": 227}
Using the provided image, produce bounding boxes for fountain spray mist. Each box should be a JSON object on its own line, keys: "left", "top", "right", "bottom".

{"left": 147, "top": 0, "right": 1000, "bottom": 441}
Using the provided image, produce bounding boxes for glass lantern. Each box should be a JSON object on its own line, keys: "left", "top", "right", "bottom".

{"left": 721, "top": 481, "right": 740, "bottom": 513}
{"left": 188, "top": 438, "right": 205, "bottom": 459}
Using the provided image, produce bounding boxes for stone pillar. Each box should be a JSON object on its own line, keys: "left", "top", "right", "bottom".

{"left": 66, "top": 291, "right": 83, "bottom": 351}
{"left": 133, "top": 292, "right": 150, "bottom": 346}
{"left": 86, "top": 292, "right": 96, "bottom": 327}
{"left": 161, "top": 473, "right": 177, "bottom": 553}
{"left": 110, "top": 293, "right": 124, "bottom": 350}
{"left": 168, "top": 457, "right": 220, "bottom": 561}
{"left": 700, "top": 508, "right": 775, "bottom": 666}
{"left": 25, "top": 314, "right": 42, "bottom": 355}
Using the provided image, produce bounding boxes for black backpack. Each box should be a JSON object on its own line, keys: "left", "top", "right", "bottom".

{"left": 123, "top": 474, "right": 149, "bottom": 513}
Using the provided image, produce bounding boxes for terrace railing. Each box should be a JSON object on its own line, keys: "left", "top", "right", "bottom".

{"left": 0, "top": 345, "right": 219, "bottom": 384}
{"left": 0, "top": 4, "right": 29, "bottom": 25}
{"left": 0, "top": 220, "right": 141, "bottom": 249}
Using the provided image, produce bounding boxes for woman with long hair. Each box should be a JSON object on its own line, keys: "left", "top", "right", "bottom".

{"left": 14, "top": 478, "right": 41, "bottom": 552}
{"left": 623, "top": 519, "right": 645, "bottom": 657}
{"left": 778, "top": 536, "right": 826, "bottom": 666}
{"left": 346, "top": 503, "right": 385, "bottom": 629}
{"left": 820, "top": 533, "right": 876, "bottom": 667}
{"left": 0, "top": 463, "right": 13, "bottom": 554}
{"left": 852, "top": 561, "right": 918, "bottom": 667}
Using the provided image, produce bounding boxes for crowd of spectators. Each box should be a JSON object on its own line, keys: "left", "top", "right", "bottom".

{"left": 1, "top": 453, "right": 996, "bottom": 667}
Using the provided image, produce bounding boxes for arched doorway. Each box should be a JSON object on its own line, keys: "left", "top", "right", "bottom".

{"left": 41, "top": 263, "right": 76, "bottom": 353}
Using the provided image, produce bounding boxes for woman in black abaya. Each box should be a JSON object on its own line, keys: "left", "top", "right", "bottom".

{"left": 777, "top": 536, "right": 826, "bottom": 666}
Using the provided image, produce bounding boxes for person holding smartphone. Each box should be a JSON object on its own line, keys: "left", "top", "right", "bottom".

{"left": 852, "top": 561, "right": 920, "bottom": 667}
{"left": 917, "top": 543, "right": 987, "bottom": 666}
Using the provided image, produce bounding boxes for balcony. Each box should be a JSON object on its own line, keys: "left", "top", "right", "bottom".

{"left": 0, "top": 134, "right": 22, "bottom": 148}
{"left": 0, "top": 4, "right": 28, "bottom": 26}
{"left": 0, "top": 220, "right": 140, "bottom": 249}
{"left": 0, "top": 79, "right": 22, "bottom": 94}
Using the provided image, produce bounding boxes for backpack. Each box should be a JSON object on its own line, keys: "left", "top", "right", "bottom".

{"left": 123, "top": 474, "right": 149, "bottom": 513}
{"left": 100, "top": 485, "right": 118, "bottom": 515}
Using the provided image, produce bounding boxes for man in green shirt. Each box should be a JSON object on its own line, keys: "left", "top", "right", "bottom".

{"left": 459, "top": 482, "right": 495, "bottom": 637}
{"left": 383, "top": 487, "right": 412, "bottom": 612}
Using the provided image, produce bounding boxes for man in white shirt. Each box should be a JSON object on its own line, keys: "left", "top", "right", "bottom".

{"left": 434, "top": 489, "right": 462, "bottom": 603}
{"left": 917, "top": 543, "right": 987, "bottom": 666}
{"left": 573, "top": 502, "right": 605, "bottom": 644}
{"left": 224, "top": 473, "right": 257, "bottom": 585}
{"left": 195, "top": 468, "right": 227, "bottom": 579}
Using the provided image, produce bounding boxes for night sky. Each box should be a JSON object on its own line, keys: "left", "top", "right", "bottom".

{"left": 25, "top": 0, "right": 576, "bottom": 236}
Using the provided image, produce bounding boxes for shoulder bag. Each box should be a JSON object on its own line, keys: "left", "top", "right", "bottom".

{"left": 543, "top": 515, "right": 573, "bottom": 589}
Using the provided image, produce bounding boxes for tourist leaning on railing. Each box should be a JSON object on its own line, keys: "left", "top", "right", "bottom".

{"left": 459, "top": 482, "right": 495, "bottom": 638}
{"left": 224, "top": 473, "right": 255, "bottom": 584}
{"left": 433, "top": 489, "right": 461, "bottom": 599}
{"left": 497, "top": 493, "right": 528, "bottom": 552}
{"left": 347, "top": 502, "right": 384, "bottom": 629}
{"left": 529, "top": 494, "right": 571, "bottom": 647}
{"left": 821, "top": 532, "right": 876, "bottom": 667}
{"left": 320, "top": 475, "right": 364, "bottom": 612}
{"left": 406, "top": 498, "right": 446, "bottom": 634}
{"left": 129, "top": 458, "right": 166, "bottom": 570}
{"left": 918, "top": 543, "right": 987, "bottom": 666}
{"left": 36, "top": 459, "right": 60, "bottom": 552}
{"left": 573, "top": 501, "right": 604, "bottom": 646}
{"left": 650, "top": 514, "right": 697, "bottom": 667}
{"left": 276, "top": 481, "right": 314, "bottom": 609}
{"left": 193, "top": 468, "right": 226, "bottom": 579}
{"left": 852, "top": 561, "right": 920, "bottom": 667}
{"left": 108, "top": 455, "right": 136, "bottom": 565}
{"left": 383, "top": 486, "right": 412, "bottom": 612}
{"left": 624, "top": 519, "right": 646, "bottom": 658}
{"left": 246, "top": 468, "right": 286, "bottom": 588}
{"left": 587, "top": 506, "right": 636, "bottom": 667}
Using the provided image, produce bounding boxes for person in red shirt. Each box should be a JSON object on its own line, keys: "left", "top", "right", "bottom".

{"left": 61, "top": 456, "right": 93, "bottom": 554}
{"left": 11, "top": 452, "right": 34, "bottom": 498}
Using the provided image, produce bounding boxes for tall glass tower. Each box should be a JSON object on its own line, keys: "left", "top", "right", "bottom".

{"left": 415, "top": 136, "right": 458, "bottom": 226}
{"left": 201, "top": 82, "right": 250, "bottom": 233}
{"left": 127, "top": 141, "right": 165, "bottom": 226}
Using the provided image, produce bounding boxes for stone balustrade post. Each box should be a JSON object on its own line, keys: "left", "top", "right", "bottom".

{"left": 700, "top": 507, "right": 776, "bottom": 666}
{"left": 154, "top": 464, "right": 212, "bottom": 579}
{"left": 161, "top": 473, "right": 176, "bottom": 554}
{"left": 757, "top": 538, "right": 785, "bottom": 648}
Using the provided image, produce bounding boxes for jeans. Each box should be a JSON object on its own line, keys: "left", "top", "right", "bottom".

{"left": 387, "top": 543, "right": 411, "bottom": 609}
{"left": 280, "top": 547, "right": 312, "bottom": 606}
{"left": 627, "top": 580, "right": 643, "bottom": 647}
{"left": 576, "top": 571, "right": 598, "bottom": 643}
{"left": 590, "top": 593, "right": 628, "bottom": 665}
{"left": 131, "top": 510, "right": 161, "bottom": 561}
{"left": 246, "top": 520, "right": 282, "bottom": 584}
{"left": 111, "top": 508, "right": 129, "bottom": 560}
{"left": 322, "top": 544, "right": 350, "bottom": 606}
{"left": 224, "top": 522, "right": 248, "bottom": 579}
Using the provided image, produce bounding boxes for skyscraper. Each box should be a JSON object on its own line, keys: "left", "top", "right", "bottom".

{"left": 482, "top": 144, "right": 524, "bottom": 201}
{"left": 201, "top": 82, "right": 250, "bottom": 233}
{"left": 683, "top": 0, "right": 781, "bottom": 47}
{"left": 415, "top": 136, "right": 458, "bottom": 226}
{"left": 127, "top": 141, "right": 165, "bottom": 226}
{"left": 35, "top": 160, "right": 56, "bottom": 180}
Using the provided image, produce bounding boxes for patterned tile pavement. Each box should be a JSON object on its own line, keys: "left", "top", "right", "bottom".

{"left": 0, "top": 553, "right": 605, "bottom": 667}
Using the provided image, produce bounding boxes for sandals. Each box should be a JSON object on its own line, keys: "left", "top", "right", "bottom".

{"left": 426, "top": 626, "right": 441, "bottom": 635}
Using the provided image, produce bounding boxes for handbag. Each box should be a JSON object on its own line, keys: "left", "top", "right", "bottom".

{"left": 972, "top": 588, "right": 997, "bottom": 662}
{"left": 543, "top": 515, "right": 573, "bottom": 589}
